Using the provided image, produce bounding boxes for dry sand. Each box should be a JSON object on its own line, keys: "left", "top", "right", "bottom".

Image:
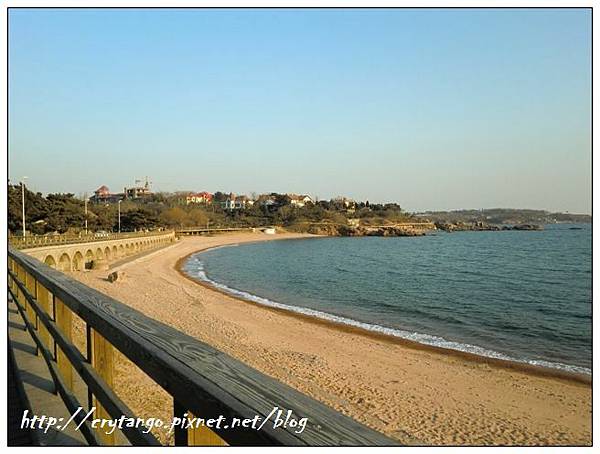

{"left": 71, "top": 232, "right": 591, "bottom": 446}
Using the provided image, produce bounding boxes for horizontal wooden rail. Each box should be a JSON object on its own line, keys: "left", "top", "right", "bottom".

{"left": 8, "top": 247, "right": 396, "bottom": 446}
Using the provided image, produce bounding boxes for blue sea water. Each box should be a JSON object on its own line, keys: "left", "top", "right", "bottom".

{"left": 182, "top": 224, "right": 592, "bottom": 374}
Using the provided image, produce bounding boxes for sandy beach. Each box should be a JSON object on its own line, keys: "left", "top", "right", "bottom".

{"left": 71, "top": 232, "right": 591, "bottom": 446}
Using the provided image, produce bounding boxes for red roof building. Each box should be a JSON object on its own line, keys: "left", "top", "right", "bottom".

{"left": 186, "top": 192, "right": 213, "bottom": 205}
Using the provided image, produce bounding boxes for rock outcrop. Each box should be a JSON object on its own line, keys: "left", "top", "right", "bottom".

{"left": 434, "top": 221, "right": 543, "bottom": 232}
{"left": 307, "top": 224, "right": 426, "bottom": 237}
{"left": 510, "top": 224, "right": 544, "bottom": 231}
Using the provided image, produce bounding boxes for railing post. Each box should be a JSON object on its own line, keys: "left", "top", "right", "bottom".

{"left": 173, "top": 400, "right": 188, "bottom": 446}
{"left": 55, "top": 297, "right": 74, "bottom": 390}
{"left": 91, "top": 329, "right": 115, "bottom": 445}
{"left": 37, "top": 284, "right": 53, "bottom": 354}
{"left": 13, "top": 260, "right": 18, "bottom": 289}
{"left": 16, "top": 264, "right": 24, "bottom": 317}
{"left": 8, "top": 257, "right": 14, "bottom": 292}
{"left": 24, "top": 271, "right": 38, "bottom": 332}
{"left": 173, "top": 401, "right": 226, "bottom": 446}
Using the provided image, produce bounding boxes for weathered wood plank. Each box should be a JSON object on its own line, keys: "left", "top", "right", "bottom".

{"left": 15, "top": 263, "right": 23, "bottom": 318}
{"left": 189, "top": 413, "right": 228, "bottom": 446}
{"left": 36, "top": 283, "right": 53, "bottom": 352}
{"left": 91, "top": 329, "right": 115, "bottom": 445}
{"left": 8, "top": 257, "right": 14, "bottom": 291}
{"left": 24, "top": 271, "right": 37, "bottom": 327}
{"left": 55, "top": 297, "right": 74, "bottom": 390}
{"left": 173, "top": 402, "right": 227, "bottom": 446}
{"left": 9, "top": 247, "right": 397, "bottom": 446}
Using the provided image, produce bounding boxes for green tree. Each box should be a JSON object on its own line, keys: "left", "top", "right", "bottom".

{"left": 8, "top": 184, "right": 49, "bottom": 234}
{"left": 44, "top": 193, "right": 85, "bottom": 233}
{"left": 187, "top": 208, "right": 209, "bottom": 227}
{"left": 90, "top": 204, "right": 118, "bottom": 231}
{"left": 159, "top": 207, "right": 188, "bottom": 228}
{"left": 120, "top": 209, "right": 158, "bottom": 231}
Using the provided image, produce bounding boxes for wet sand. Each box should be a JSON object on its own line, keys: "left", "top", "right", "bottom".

{"left": 72, "top": 233, "right": 591, "bottom": 446}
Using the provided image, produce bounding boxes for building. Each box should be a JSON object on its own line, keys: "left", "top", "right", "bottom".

{"left": 90, "top": 186, "right": 124, "bottom": 204}
{"left": 93, "top": 185, "right": 110, "bottom": 201}
{"left": 221, "top": 193, "right": 254, "bottom": 210}
{"left": 287, "top": 194, "right": 313, "bottom": 208}
{"left": 124, "top": 178, "right": 152, "bottom": 200}
{"left": 257, "top": 194, "right": 278, "bottom": 207}
{"left": 332, "top": 196, "right": 356, "bottom": 212}
{"left": 186, "top": 192, "right": 213, "bottom": 205}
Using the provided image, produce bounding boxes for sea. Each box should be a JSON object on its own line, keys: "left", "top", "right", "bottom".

{"left": 182, "top": 223, "right": 592, "bottom": 374}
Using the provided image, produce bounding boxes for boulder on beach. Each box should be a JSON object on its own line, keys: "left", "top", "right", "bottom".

{"left": 107, "top": 270, "right": 125, "bottom": 283}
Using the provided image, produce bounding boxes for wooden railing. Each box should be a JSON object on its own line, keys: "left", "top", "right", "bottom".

{"left": 9, "top": 230, "right": 175, "bottom": 249}
{"left": 7, "top": 247, "right": 395, "bottom": 446}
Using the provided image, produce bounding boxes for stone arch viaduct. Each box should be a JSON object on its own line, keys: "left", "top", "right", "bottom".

{"left": 20, "top": 231, "right": 176, "bottom": 272}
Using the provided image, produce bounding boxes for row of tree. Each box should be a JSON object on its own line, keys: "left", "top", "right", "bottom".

{"left": 8, "top": 185, "right": 160, "bottom": 234}
{"left": 8, "top": 184, "right": 417, "bottom": 236}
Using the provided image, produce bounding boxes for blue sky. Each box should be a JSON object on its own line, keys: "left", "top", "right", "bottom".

{"left": 8, "top": 8, "right": 591, "bottom": 213}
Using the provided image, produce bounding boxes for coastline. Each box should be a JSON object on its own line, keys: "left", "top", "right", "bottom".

{"left": 175, "top": 245, "right": 590, "bottom": 385}
{"left": 72, "top": 232, "right": 592, "bottom": 445}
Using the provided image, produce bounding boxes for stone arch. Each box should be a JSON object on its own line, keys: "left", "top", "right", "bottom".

{"left": 58, "top": 253, "right": 71, "bottom": 272}
{"left": 44, "top": 255, "right": 57, "bottom": 269}
{"left": 118, "top": 244, "right": 125, "bottom": 255}
{"left": 112, "top": 245, "right": 118, "bottom": 257}
{"left": 72, "top": 251, "right": 84, "bottom": 271}
{"left": 85, "top": 249, "right": 94, "bottom": 269}
{"left": 95, "top": 247, "right": 104, "bottom": 260}
{"left": 104, "top": 246, "right": 111, "bottom": 261}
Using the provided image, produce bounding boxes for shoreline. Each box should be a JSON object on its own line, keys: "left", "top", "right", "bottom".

{"left": 72, "top": 232, "right": 592, "bottom": 445}
{"left": 174, "top": 240, "right": 590, "bottom": 386}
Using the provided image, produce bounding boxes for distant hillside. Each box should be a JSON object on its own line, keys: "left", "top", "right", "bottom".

{"left": 415, "top": 209, "right": 591, "bottom": 225}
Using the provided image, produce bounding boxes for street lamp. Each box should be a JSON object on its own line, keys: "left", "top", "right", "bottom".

{"left": 21, "top": 176, "right": 28, "bottom": 237}
{"left": 118, "top": 200, "right": 122, "bottom": 234}
{"left": 84, "top": 192, "right": 88, "bottom": 235}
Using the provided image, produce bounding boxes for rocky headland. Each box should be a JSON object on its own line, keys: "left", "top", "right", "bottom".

{"left": 434, "top": 221, "right": 544, "bottom": 232}
{"left": 306, "top": 224, "right": 429, "bottom": 237}
{"left": 302, "top": 221, "right": 543, "bottom": 237}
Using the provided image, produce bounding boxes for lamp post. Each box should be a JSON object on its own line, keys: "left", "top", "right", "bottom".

{"left": 21, "top": 176, "right": 28, "bottom": 237}
{"left": 118, "top": 200, "right": 122, "bottom": 234}
{"left": 84, "top": 192, "right": 88, "bottom": 235}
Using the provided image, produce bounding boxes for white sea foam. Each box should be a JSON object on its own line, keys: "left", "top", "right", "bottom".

{"left": 183, "top": 256, "right": 591, "bottom": 376}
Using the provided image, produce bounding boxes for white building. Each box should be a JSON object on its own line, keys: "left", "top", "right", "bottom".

{"left": 221, "top": 194, "right": 254, "bottom": 210}
{"left": 288, "top": 194, "right": 313, "bottom": 208}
